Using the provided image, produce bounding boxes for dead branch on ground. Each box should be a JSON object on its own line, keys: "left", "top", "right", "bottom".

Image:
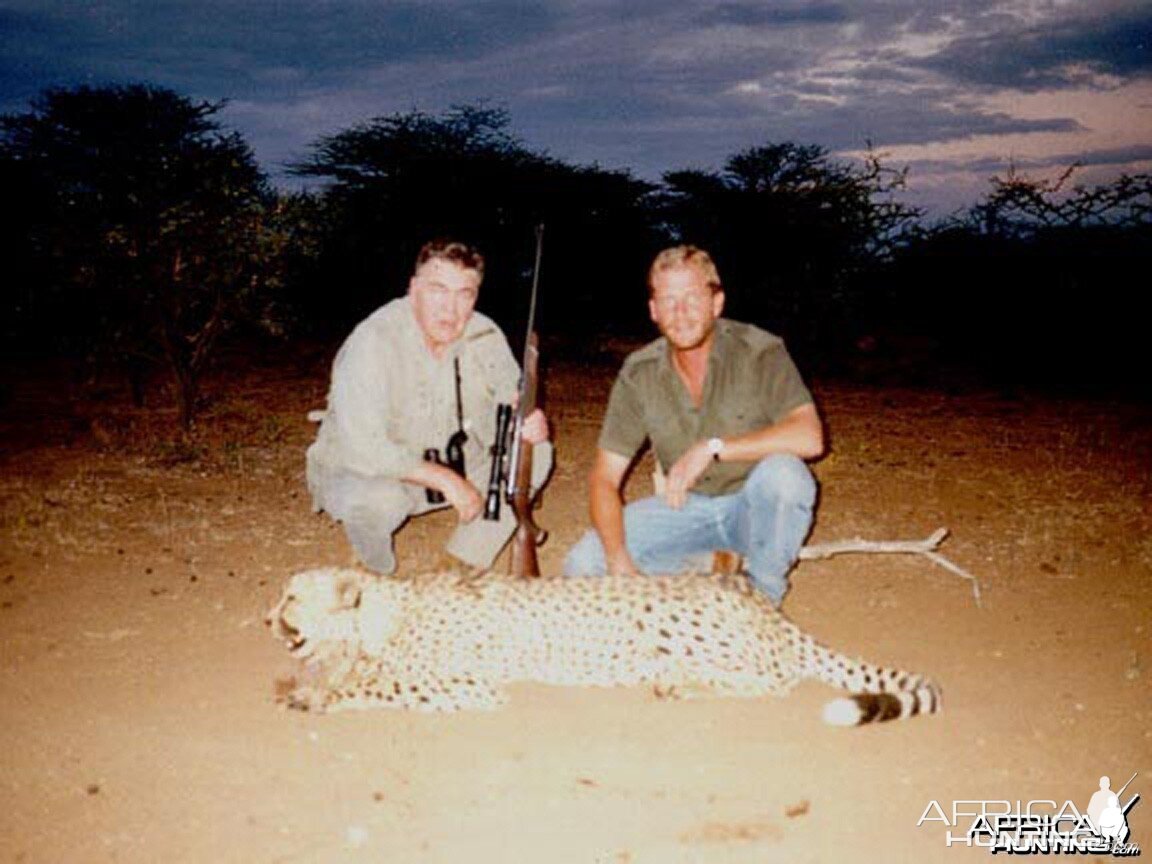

{"left": 800, "top": 527, "right": 982, "bottom": 606}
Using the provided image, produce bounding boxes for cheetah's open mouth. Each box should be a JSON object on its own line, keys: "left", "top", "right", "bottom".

{"left": 272, "top": 618, "right": 307, "bottom": 653}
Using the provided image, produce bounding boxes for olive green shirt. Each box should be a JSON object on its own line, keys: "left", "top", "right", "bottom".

{"left": 598, "top": 319, "right": 813, "bottom": 496}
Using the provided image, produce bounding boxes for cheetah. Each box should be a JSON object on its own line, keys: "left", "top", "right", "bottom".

{"left": 266, "top": 568, "right": 941, "bottom": 726}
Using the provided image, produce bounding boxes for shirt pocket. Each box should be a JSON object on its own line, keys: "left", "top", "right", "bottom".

{"left": 714, "top": 397, "right": 770, "bottom": 437}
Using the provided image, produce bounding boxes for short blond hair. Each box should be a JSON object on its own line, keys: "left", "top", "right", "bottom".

{"left": 648, "top": 245, "right": 722, "bottom": 295}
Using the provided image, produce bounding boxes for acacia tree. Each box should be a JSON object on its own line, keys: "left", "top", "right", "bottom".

{"left": 968, "top": 164, "right": 1152, "bottom": 236}
{"left": 1, "top": 84, "right": 278, "bottom": 427}
{"left": 656, "top": 143, "right": 920, "bottom": 350}
{"left": 291, "top": 104, "right": 657, "bottom": 336}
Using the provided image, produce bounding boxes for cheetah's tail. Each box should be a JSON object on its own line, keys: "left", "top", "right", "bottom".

{"left": 795, "top": 623, "right": 943, "bottom": 725}
{"left": 821, "top": 681, "right": 942, "bottom": 726}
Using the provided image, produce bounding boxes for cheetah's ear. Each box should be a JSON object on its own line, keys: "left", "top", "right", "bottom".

{"left": 333, "top": 571, "right": 363, "bottom": 609}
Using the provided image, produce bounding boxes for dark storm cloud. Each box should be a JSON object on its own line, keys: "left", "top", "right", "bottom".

{"left": 0, "top": 7, "right": 109, "bottom": 97}
{"left": 903, "top": 143, "right": 1152, "bottom": 184}
{"left": 1, "top": 0, "right": 1148, "bottom": 213}
{"left": 705, "top": 2, "right": 849, "bottom": 28}
{"left": 790, "top": 101, "right": 1082, "bottom": 150}
{"left": 916, "top": 5, "right": 1152, "bottom": 90}
{"left": 0, "top": 1, "right": 558, "bottom": 104}
{"left": 504, "top": 68, "right": 1084, "bottom": 184}
{"left": 261, "top": 2, "right": 1089, "bottom": 181}
{"left": 1075, "top": 143, "right": 1152, "bottom": 167}
{"left": 513, "top": 58, "right": 1082, "bottom": 178}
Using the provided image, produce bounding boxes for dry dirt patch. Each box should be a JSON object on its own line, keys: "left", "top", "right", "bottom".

{"left": 1, "top": 356, "right": 1149, "bottom": 863}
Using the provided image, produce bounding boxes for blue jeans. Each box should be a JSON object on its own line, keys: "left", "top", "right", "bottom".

{"left": 563, "top": 454, "right": 816, "bottom": 606}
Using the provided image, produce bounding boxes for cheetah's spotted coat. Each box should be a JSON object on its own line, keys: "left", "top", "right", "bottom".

{"left": 267, "top": 568, "right": 941, "bottom": 725}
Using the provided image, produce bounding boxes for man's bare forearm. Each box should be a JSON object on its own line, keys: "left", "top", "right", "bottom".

{"left": 403, "top": 458, "right": 483, "bottom": 521}
{"left": 589, "top": 472, "right": 638, "bottom": 575}
{"left": 590, "top": 476, "right": 626, "bottom": 555}
{"left": 716, "top": 403, "right": 824, "bottom": 463}
{"left": 402, "top": 458, "right": 457, "bottom": 493}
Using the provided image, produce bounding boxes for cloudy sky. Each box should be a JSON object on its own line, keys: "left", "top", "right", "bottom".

{"left": 2, "top": 0, "right": 1150, "bottom": 215}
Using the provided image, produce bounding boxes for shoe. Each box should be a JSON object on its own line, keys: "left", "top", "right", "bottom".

{"left": 711, "top": 549, "right": 744, "bottom": 575}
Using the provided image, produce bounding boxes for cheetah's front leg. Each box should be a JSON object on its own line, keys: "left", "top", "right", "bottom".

{"left": 273, "top": 674, "right": 339, "bottom": 713}
{"left": 350, "top": 669, "right": 509, "bottom": 712}
{"left": 287, "top": 657, "right": 511, "bottom": 712}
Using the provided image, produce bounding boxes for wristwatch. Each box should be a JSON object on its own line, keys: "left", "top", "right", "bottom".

{"left": 706, "top": 436, "right": 724, "bottom": 462}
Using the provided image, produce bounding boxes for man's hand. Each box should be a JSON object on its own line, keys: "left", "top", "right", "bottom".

{"left": 520, "top": 408, "right": 550, "bottom": 445}
{"left": 606, "top": 547, "right": 640, "bottom": 577}
{"left": 406, "top": 459, "right": 483, "bottom": 522}
{"left": 664, "top": 439, "right": 714, "bottom": 509}
{"left": 442, "top": 472, "right": 483, "bottom": 522}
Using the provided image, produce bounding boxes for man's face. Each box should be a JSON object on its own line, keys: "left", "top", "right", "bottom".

{"left": 408, "top": 258, "right": 481, "bottom": 353}
{"left": 648, "top": 265, "right": 724, "bottom": 351}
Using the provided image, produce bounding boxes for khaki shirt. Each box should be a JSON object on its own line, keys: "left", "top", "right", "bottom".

{"left": 307, "top": 297, "right": 520, "bottom": 508}
{"left": 599, "top": 319, "right": 813, "bottom": 496}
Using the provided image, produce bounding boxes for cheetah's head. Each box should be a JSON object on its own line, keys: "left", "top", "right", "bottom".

{"left": 266, "top": 568, "right": 365, "bottom": 662}
{"left": 267, "top": 568, "right": 407, "bottom": 662}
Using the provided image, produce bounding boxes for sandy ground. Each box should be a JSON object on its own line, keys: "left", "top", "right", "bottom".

{"left": 1, "top": 348, "right": 1149, "bottom": 863}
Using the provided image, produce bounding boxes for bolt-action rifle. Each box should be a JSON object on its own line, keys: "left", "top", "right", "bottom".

{"left": 483, "top": 225, "right": 546, "bottom": 577}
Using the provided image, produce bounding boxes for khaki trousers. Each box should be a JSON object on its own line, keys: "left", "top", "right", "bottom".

{"left": 317, "top": 442, "right": 554, "bottom": 574}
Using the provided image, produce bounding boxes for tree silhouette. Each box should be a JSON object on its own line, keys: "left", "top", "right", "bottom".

{"left": 1, "top": 84, "right": 277, "bottom": 427}
{"left": 291, "top": 103, "right": 657, "bottom": 338}
{"left": 656, "top": 142, "right": 920, "bottom": 353}
{"left": 887, "top": 167, "right": 1151, "bottom": 394}
{"left": 969, "top": 164, "right": 1152, "bottom": 236}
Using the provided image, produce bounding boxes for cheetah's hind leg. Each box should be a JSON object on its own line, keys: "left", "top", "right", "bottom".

{"left": 382, "top": 672, "right": 509, "bottom": 713}
{"left": 653, "top": 675, "right": 781, "bottom": 702}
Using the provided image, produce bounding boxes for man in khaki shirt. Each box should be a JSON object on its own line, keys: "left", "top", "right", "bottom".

{"left": 307, "top": 239, "right": 552, "bottom": 575}
{"left": 564, "top": 245, "right": 823, "bottom": 606}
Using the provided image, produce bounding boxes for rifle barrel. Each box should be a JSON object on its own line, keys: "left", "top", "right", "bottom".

{"left": 507, "top": 226, "right": 545, "bottom": 578}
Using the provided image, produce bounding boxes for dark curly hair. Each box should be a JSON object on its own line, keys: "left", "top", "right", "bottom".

{"left": 414, "top": 238, "right": 485, "bottom": 278}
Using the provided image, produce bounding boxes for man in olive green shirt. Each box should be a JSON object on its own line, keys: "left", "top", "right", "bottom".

{"left": 307, "top": 239, "right": 552, "bottom": 575}
{"left": 563, "top": 245, "right": 823, "bottom": 606}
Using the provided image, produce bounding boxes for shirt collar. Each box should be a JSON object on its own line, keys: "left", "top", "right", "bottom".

{"left": 658, "top": 317, "right": 731, "bottom": 376}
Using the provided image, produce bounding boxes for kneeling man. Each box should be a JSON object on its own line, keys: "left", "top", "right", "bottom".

{"left": 564, "top": 245, "right": 822, "bottom": 606}
{"left": 307, "top": 239, "right": 552, "bottom": 576}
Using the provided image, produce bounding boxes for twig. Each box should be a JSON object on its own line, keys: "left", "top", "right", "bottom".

{"left": 799, "top": 527, "right": 982, "bottom": 607}
{"left": 799, "top": 527, "right": 948, "bottom": 559}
